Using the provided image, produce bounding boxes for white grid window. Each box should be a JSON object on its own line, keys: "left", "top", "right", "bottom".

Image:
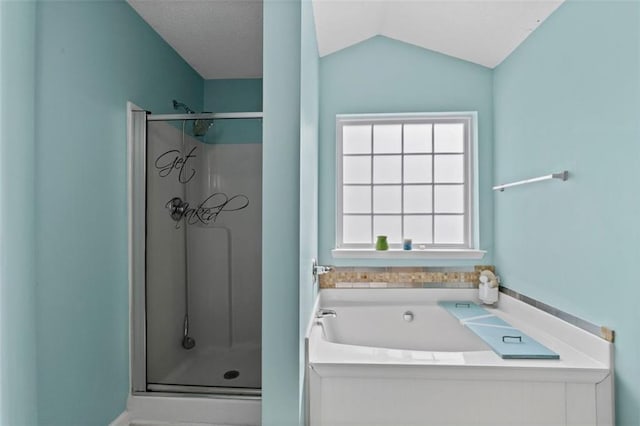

{"left": 336, "top": 113, "right": 474, "bottom": 250}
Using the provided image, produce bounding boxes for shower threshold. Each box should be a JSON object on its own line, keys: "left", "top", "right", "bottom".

{"left": 146, "top": 383, "right": 261, "bottom": 398}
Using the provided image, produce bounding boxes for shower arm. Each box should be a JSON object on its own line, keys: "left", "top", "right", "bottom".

{"left": 173, "top": 99, "right": 195, "bottom": 115}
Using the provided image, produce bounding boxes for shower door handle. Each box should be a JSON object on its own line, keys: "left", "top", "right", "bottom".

{"left": 167, "top": 197, "right": 188, "bottom": 221}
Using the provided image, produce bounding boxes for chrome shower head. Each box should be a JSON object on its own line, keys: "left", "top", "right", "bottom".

{"left": 193, "top": 118, "right": 213, "bottom": 137}
{"left": 173, "top": 99, "right": 214, "bottom": 137}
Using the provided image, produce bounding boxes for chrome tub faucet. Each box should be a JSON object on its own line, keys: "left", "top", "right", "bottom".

{"left": 316, "top": 308, "right": 337, "bottom": 319}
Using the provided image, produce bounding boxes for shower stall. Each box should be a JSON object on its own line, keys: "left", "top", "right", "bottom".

{"left": 129, "top": 103, "right": 262, "bottom": 399}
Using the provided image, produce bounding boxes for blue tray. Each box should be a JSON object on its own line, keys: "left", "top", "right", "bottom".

{"left": 439, "top": 301, "right": 559, "bottom": 360}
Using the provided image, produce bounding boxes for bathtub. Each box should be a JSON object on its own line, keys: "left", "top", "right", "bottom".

{"left": 307, "top": 289, "right": 613, "bottom": 426}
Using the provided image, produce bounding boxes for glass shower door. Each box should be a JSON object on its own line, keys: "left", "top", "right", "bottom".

{"left": 144, "top": 118, "right": 262, "bottom": 394}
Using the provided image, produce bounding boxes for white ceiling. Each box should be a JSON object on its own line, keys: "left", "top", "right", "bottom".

{"left": 312, "top": 0, "right": 565, "bottom": 68}
{"left": 127, "top": 0, "right": 263, "bottom": 79}
{"left": 128, "top": 0, "right": 564, "bottom": 79}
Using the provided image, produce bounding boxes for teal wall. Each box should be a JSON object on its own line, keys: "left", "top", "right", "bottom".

{"left": 34, "top": 1, "right": 203, "bottom": 424}
{"left": 203, "top": 78, "right": 262, "bottom": 144}
{"left": 262, "top": 0, "right": 302, "bottom": 425}
{"left": 493, "top": 1, "right": 640, "bottom": 424}
{"left": 319, "top": 36, "right": 494, "bottom": 266}
{"left": 298, "top": 0, "right": 319, "bottom": 423}
{"left": 0, "top": 1, "right": 39, "bottom": 425}
{"left": 204, "top": 78, "right": 262, "bottom": 112}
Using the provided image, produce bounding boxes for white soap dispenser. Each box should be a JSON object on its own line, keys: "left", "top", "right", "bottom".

{"left": 478, "top": 270, "right": 499, "bottom": 305}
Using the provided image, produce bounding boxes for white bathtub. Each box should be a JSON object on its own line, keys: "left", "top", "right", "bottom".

{"left": 307, "top": 289, "right": 613, "bottom": 426}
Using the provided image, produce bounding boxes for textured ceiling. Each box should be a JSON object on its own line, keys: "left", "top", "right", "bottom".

{"left": 312, "top": 0, "right": 565, "bottom": 68}
{"left": 128, "top": 0, "right": 262, "bottom": 79}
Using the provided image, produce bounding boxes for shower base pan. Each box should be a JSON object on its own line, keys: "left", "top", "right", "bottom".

{"left": 148, "top": 343, "right": 261, "bottom": 392}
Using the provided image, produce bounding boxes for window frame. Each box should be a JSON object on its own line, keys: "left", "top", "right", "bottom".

{"left": 335, "top": 112, "right": 478, "bottom": 254}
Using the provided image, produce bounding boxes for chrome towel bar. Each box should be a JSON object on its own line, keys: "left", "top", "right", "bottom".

{"left": 493, "top": 170, "right": 568, "bottom": 192}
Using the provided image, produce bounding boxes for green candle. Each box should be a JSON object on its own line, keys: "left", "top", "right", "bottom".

{"left": 375, "top": 235, "right": 389, "bottom": 251}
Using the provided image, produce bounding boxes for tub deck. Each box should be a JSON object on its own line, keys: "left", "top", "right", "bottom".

{"left": 307, "top": 288, "right": 613, "bottom": 426}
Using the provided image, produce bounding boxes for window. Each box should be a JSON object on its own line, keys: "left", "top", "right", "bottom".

{"left": 335, "top": 113, "right": 482, "bottom": 258}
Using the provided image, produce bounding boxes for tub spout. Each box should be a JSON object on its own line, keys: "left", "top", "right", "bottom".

{"left": 316, "top": 308, "right": 337, "bottom": 319}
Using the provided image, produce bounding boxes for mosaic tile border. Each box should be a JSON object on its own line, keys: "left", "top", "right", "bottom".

{"left": 318, "top": 265, "right": 495, "bottom": 289}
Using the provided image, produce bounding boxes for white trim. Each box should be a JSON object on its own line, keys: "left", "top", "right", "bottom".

{"left": 335, "top": 112, "right": 478, "bottom": 252}
{"left": 108, "top": 411, "right": 130, "bottom": 426}
{"left": 119, "top": 395, "right": 261, "bottom": 426}
{"left": 331, "top": 248, "right": 486, "bottom": 259}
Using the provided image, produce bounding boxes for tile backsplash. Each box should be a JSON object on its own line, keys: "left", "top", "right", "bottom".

{"left": 319, "top": 265, "right": 495, "bottom": 289}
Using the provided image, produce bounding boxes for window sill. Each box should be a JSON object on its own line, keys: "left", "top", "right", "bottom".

{"left": 331, "top": 248, "right": 486, "bottom": 260}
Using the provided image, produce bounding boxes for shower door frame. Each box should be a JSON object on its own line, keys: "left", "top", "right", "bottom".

{"left": 128, "top": 103, "right": 147, "bottom": 394}
{"left": 127, "top": 103, "right": 264, "bottom": 396}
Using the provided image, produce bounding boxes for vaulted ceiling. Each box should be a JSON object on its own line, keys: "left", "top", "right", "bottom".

{"left": 313, "top": 0, "right": 565, "bottom": 68}
{"left": 128, "top": 0, "right": 564, "bottom": 79}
